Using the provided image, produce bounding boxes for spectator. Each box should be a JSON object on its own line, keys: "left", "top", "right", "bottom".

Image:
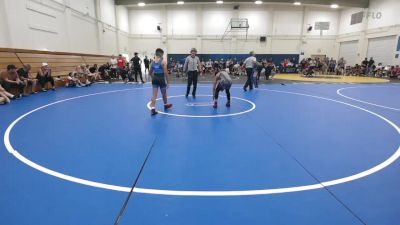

{"left": 17, "top": 64, "right": 38, "bottom": 95}
{"left": 206, "top": 59, "right": 212, "bottom": 74}
{"left": 117, "top": 54, "right": 127, "bottom": 80}
{"left": 144, "top": 56, "right": 150, "bottom": 75}
{"left": 367, "top": 57, "right": 375, "bottom": 75}
{"left": 66, "top": 71, "right": 86, "bottom": 87}
{"left": 264, "top": 60, "right": 276, "bottom": 80}
{"left": 393, "top": 65, "right": 400, "bottom": 79}
{"left": 88, "top": 64, "right": 101, "bottom": 81}
{"left": 130, "top": 53, "right": 144, "bottom": 83}
{"left": 0, "top": 83, "right": 15, "bottom": 104}
{"left": 109, "top": 55, "right": 118, "bottom": 79}
{"left": 67, "top": 66, "right": 89, "bottom": 87}
{"left": 321, "top": 60, "right": 328, "bottom": 75}
{"left": 0, "top": 64, "right": 26, "bottom": 98}
{"left": 337, "top": 58, "right": 346, "bottom": 75}
{"left": 37, "top": 63, "right": 55, "bottom": 92}
{"left": 98, "top": 63, "right": 111, "bottom": 83}
{"left": 78, "top": 64, "right": 92, "bottom": 85}
{"left": 328, "top": 58, "right": 336, "bottom": 74}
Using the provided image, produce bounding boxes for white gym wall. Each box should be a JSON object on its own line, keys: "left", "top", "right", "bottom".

{"left": 0, "top": 0, "right": 130, "bottom": 56}
{"left": 0, "top": 0, "right": 398, "bottom": 65}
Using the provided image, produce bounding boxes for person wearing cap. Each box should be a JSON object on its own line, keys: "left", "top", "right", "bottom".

{"left": 36, "top": 62, "right": 55, "bottom": 92}
{"left": 183, "top": 48, "right": 201, "bottom": 98}
{"left": 17, "top": 64, "right": 38, "bottom": 95}
{"left": 0, "top": 64, "right": 27, "bottom": 99}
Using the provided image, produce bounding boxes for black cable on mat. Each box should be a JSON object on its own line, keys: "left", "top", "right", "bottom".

{"left": 245, "top": 114, "right": 368, "bottom": 225}
{"left": 113, "top": 137, "right": 158, "bottom": 225}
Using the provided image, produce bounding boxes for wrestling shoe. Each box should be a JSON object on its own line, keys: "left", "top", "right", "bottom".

{"left": 164, "top": 103, "right": 173, "bottom": 110}
{"left": 151, "top": 109, "right": 158, "bottom": 116}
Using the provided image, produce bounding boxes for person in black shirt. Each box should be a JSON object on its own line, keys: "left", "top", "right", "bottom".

{"left": 1, "top": 64, "right": 26, "bottom": 98}
{"left": 367, "top": 57, "right": 375, "bottom": 76}
{"left": 88, "top": 64, "right": 101, "bottom": 81}
{"left": 89, "top": 64, "right": 97, "bottom": 73}
{"left": 98, "top": 64, "right": 111, "bottom": 83}
{"left": 37, "top": 63, "right": 55, "bottom": 92}
{"left": 368, "top": 57, "right": 374, "bottom": 67}
{"left": 144, "top": 56, "right": 150, "bottom": 75}
{"left": 130, "top": 52, "right": 144, "bottom": 83}
{"left": 17, "top": 64, "right": 38, "bottom": 95}
{"left": 362, "top": 58, "right": 368, "bottom": 66}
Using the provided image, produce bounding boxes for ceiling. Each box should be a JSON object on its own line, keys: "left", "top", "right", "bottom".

{"left": 115, "top": 0, "right": 369, "bottom": 8}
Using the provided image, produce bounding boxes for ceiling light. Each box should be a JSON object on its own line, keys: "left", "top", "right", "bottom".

{"left": 138, "top": 2, "right": 145, "bottom": 7}
{"left": 255, "top": 1, "right": 263, "bottom": 4}
{"left": 294, "top": 2, "right": 301, "bottom": 5}
{"left": 216, "top": 1, "right": 223, "bottom": 4}
{"left": 330, "top": 4, "right": 339, "bottom": 8}
{"left": 177, "top": 1, "right": 184, "bottom": 4}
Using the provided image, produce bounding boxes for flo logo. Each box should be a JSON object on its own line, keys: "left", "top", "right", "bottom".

{"left": 364, "top": 11, "right": 383, "bottom": 20}
{"left": 351, "top": 11, "right": 382, "bottom": 25}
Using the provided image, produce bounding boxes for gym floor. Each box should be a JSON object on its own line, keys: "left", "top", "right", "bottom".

{"left": 1, "top": 81, "right": 399, "bottom": 225}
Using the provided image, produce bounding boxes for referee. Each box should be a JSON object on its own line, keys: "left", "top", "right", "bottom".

{"left": 183, "top": 48, "right": 201, "bottom": 98}
{"left": 243, "top": 51, "right": 257, "bottom": 91}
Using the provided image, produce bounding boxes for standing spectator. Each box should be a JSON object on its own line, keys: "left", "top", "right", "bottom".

{"left": 144, "top": 56, "right": 150, "bottom": 76}
{"left": 367, "top": 57, "right": 375, "bottom": 76}
{"left": 393, "top": 65, "right": 400, "bottom": 79}
{"left": 243, "top": 51, "right": 257, "bottom": 91}
{"left": 264, "top": 60, "right": 276, "bottom": 80}
{"left": 361, "top": 58, "right": 368, "bottom": 67}
{"left": 131, "top": 53, "right": 144, "bottom": 83}
{"left": 37, "top": 63, "right": 55, "bottom": 92}
{"left": 17, "top": 64, "right": 38, "bottom": 95}
{"left": 117, "top": 54, "right": 127, "bottom": 79}
{"left": 0, "top": 64, "right": 26, "bottom": 98}
{"left": 321, "top": 60, "right": 328, "bottom": 75}
{"left": 361, "top": 58, "right": 368, "bottom": 75}
{"left": 337, "top": 58, "right": 346, "bottom": 75}
{"left": 110, "top": 55, "right": 118, "bottom": 79}
{"left": 183, "top": 48, "right": 201, "bottom": 98}
{"left": 328, "top": 58, "right": 336, "bottom": 74}
{"left": 200, "top": 60, "right": 206, "bottom": 76}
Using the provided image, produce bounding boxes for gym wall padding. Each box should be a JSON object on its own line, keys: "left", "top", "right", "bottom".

{"left": 167, "top": 54, "right": 300, "bottom": 64}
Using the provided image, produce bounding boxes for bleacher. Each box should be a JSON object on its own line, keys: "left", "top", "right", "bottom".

{"left": 0, "top": 48, "right": 111, "bottom": 79}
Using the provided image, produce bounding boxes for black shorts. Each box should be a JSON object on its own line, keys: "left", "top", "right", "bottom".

{"left": 152, "top": 75, "right": 166, "bottom": 89}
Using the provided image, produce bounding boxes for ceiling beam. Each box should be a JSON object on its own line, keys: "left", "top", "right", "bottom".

{"left": 115, "top": 0, "right": 369, "bottom": 8}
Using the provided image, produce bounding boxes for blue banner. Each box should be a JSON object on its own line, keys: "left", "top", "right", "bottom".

{"left": 397, "top": 36, "right": 400, "bottom": 52}
{"left": 167, "top": 54, "right": 300, "bottom": 65}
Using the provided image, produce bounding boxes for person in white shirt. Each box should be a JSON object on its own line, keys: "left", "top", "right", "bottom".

{"left": 206, "top": 59, "right": 212, "bottom": 73}
{"left": 243, "top": 51, "right": 257, "bottom": 91}
{"left": 183, "top": 48, "right": 201, "bottom": 98}
{"left": 110, "top": 55, "right": 118, "bottom": 79}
